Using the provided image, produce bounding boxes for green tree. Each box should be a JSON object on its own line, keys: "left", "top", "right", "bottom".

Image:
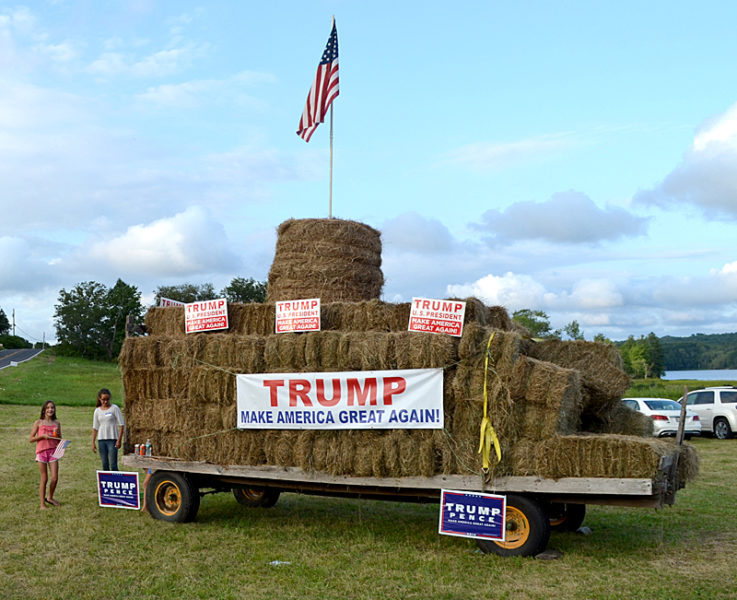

{"left": 562, "top": 320, "right": 585, "bottom": 341}
{"left": 643, "top": 332, "right": 665, "bottom": 377}
{"left": 54, "top": 281, "right": 110, "bottom": 359}
{"left": 54, "top": 279, "right": 144, "bottom": 360}
{"left": 0, "top": 307, "right": 10, "bottom": 335}
{"left": 220, "top": 277, "right": 267, "bottom": 303}
{"left": 512, "top": 309, "right": 555, "bottom": 338}
{"left": 154, "top": 283, "right": 216, "bottom": 304}
{"left": 0, "top": 334, "right": 31, "bottom": 349}
{"left": 618, "top": 333, "right": 664, "bottom": 378}
{"left": 104, "top": 279, "right": 144, "bottom": 359}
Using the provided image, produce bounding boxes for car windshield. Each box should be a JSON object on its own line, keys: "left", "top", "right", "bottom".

{"left": 644, "top": 400, "right": 681, "bottom": 411}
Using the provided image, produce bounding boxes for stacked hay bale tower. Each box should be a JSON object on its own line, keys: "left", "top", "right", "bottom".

{"left": 120, "top": 218, "right": 698, "bottom": 483}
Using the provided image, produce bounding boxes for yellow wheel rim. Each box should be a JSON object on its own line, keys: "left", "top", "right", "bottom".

{"left": 242, "top": 489, "right": 265, "bottom": 502}
{"left": 549, "top": 515, "right": 566, "bottom": 527}
{"left": 495, "top": 505, "right": 531, "bottom": 549}
{"left": 154, "top": 481, "right": 182, "bottom": 516}
{"left": 548, "top": 506, "right": 567, "bottom": 528}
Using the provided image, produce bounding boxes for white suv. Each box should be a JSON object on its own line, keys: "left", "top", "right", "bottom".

{"left": 683, "top": 387, "right": 737, "bottom": 440}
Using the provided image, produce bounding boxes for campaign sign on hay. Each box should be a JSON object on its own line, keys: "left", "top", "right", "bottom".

{"left": 408, "top": 297, "right": 466, "bottom": 337}
{"left": 438, "top": 489, "right": 506, "bottom": 541}
{"left": 97, "top": 471, "right": 140, "bottom": 510}
{"left": 275, "top": 298, "right": 321, "bottom": 333}
{"left": 160, "top": 296, "right": 185, "bottom": 307}
{"left": 185, "top": 298, "right": 229, "bottom": 334}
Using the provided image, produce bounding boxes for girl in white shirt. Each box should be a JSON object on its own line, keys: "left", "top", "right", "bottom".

{"left": 91, "top": 388, "right": 125, "bottom": 471}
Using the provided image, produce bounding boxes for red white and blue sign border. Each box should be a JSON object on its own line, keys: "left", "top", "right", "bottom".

{"left": 438, "top": 489, "right": 506, "bottom": 541}
{"left": 97, "top": 470, "right": 141, "bottom": 510}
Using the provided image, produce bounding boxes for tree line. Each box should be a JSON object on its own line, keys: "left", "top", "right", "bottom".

{"left": 511, "top": 309, "right": 666, "bottom": 378}
{"left": 51, "top": 277, "right": 266, "bottom": 361}
{"left": 659, "top": 332, "right": 737, "bottom": 370}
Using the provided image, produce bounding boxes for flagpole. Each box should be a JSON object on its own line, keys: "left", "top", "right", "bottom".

{"left": 329, "top": 103, "right": 334, "bottom": 219}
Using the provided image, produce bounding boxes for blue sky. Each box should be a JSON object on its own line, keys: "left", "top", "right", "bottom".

{"left": 2, "top": 0, "right": 737, "bottom": 344}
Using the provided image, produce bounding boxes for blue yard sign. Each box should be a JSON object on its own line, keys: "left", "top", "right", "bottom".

{"left": 438, "top": 489, "right": 506, "bottom": 541}
{"left": 97, "top": 471, "right": 140, "bottom": 510}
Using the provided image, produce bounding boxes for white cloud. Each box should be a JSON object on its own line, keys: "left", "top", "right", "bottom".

{"left": 0, "top": 6, "right": 37, "bottom": 35}
{"left": 135, "top": 71, "right": 275, "bottom": 109}
{"left": 86, "top": 52, "right": 127, "bottom": 76}
{"left": 567, "top": 279, "right": 624, "bottom": 309}
{"left": 636, "top": 101, "right": 737, "bottom": 218}
{"left": 382, "top": 212, "right": 457, "bottom": 254}
{"left": 444, "top": 133, "right": 579, "bottom": 172}
{"left": 36, "top": 41, "right": 79, "bottom": 63}
{"left": 87, "top": 43, "right": 208, "bottom": 78}
{"left": 474, "top": 190, "right": 649, "bottom": 244}
{"left": 444, "top": 262, "right": 737, "bottom": 339}
{"left": 718, "top": 261, "right": 737, "bottom": 275}
{"left": 694, "top": 103, "right": 737, "bottom": 151}
{"left": 446, "top": 272, "right": 552, "bottom": 310}
{"left": 82, "top": 207, "right": 240, "bottom": 277}
{"left": 0, "top": 236, "right": 57, "bottom": 293}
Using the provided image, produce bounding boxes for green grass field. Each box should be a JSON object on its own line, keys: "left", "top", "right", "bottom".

{"left": 626, "top": 377, "right": 735, "bottom": 400}
{"left": 2, "top": 357, "right": 737, "bottom": 599}
{"left": 0, "top": 351, "right": 124, "bottom": 406}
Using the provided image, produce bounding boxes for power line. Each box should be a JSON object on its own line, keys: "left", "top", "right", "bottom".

{"left": 13, "top": 324, "right": 44, "bottom": 344}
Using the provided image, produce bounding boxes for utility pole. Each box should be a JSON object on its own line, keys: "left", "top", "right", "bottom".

{"left": 12, "top": 309, "right": 15, "bottom": 336}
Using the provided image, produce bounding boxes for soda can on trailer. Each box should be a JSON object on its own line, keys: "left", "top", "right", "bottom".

{"left": 134, "top": 444, "right": 140, "bottom": 455}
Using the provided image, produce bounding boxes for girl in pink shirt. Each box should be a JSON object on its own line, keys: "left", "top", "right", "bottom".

{"left": 29, "top": 401, "right": 62, "bottom": 509}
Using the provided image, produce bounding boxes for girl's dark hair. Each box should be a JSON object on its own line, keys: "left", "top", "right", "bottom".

{"left": 40, "top": 400, "right": 56, "bottom": 421}
{"left": 96, "top": 388, "right": 112, "bottom": 408}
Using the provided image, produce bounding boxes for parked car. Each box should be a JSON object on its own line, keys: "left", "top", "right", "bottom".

{"left": 682, "top": 386, "right": 737, "bottom": 440}
{"left": 622, "top": 397, "right": 701, "bottom": 439}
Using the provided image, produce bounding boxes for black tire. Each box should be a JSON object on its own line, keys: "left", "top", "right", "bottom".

{"left": 476, "top": 494, "right": 550, "bottom": 557}
{"left": 547, "top": 502, "right": 586, "bottom": 531}
{"left": 147, "top": 471, "right": 200, "bottom": 522}
{"left": 232, "top": 486, "right": 280, "bottom": 508}
{"left": 714, "top": 418, "right": 733, "bottom": 440}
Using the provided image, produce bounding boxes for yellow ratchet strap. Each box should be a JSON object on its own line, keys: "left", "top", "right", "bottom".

{"left": 478, "top": 332, "right": 502, "bottom": 470}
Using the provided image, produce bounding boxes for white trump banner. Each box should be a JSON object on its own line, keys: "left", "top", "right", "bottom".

{"left": 159, "top": 297, "right": 185, "bottom": 307}
{"left": 236, "top": 368, "right": 444, "bottom": 430}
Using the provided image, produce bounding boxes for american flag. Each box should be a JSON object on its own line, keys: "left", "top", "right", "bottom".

{"left": 297, "top": 19, "right": 339, "bottom": 142}
{"left": 52, "top": 439, "right": 70, "bottom": 460}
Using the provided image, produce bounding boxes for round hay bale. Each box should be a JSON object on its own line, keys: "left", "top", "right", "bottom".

{"left": 267, "top": 218, "right": 384, "bottom": 302}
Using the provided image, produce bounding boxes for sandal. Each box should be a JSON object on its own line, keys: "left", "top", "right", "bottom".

{"left": 45, "top": 498, "right": 61, "bottom": 507}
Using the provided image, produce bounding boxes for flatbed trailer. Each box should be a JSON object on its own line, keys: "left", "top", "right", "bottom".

{"left": 122, "top": 451, "right": 682, "bottom": 557}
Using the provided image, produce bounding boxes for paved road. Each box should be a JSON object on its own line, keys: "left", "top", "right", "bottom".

{"left": 0, "top": 348, "right": 44, "bottom": 370}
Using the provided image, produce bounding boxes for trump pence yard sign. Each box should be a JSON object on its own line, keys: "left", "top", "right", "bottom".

{"left": 439, "top": 489, "right": 506, "bottom": 541}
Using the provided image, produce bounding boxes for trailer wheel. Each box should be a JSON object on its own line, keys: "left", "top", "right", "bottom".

{"left": 547, "top": 502, "right": 586, "bottom": 531}
{"left": 148, "top": 471, "right": 200, "bottom": 522}
{"left": 232, "top": 486, "right": 280, "bottom": 508}
{"left": 714, "top": 418, "right": 732, "bottom": 440}
{"left": 476, "top": 495, "right": 550, "bottom": 557}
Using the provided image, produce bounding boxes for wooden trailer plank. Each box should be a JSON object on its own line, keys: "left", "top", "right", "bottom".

{"left": 122, "top": 455, "right": 654, "bottom": 496}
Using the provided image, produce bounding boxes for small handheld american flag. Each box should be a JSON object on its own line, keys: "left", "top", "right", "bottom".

{"left": 52, "top": 439, "right": 70, "bottom": 460}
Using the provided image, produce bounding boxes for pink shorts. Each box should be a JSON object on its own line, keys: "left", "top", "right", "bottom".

{"left": 36, "top": 448, "right": 58, "bottom": 463}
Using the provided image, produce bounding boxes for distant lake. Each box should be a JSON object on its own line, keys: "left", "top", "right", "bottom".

{"left": 663, "top": 369, "right": 737, "bottom": 381}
